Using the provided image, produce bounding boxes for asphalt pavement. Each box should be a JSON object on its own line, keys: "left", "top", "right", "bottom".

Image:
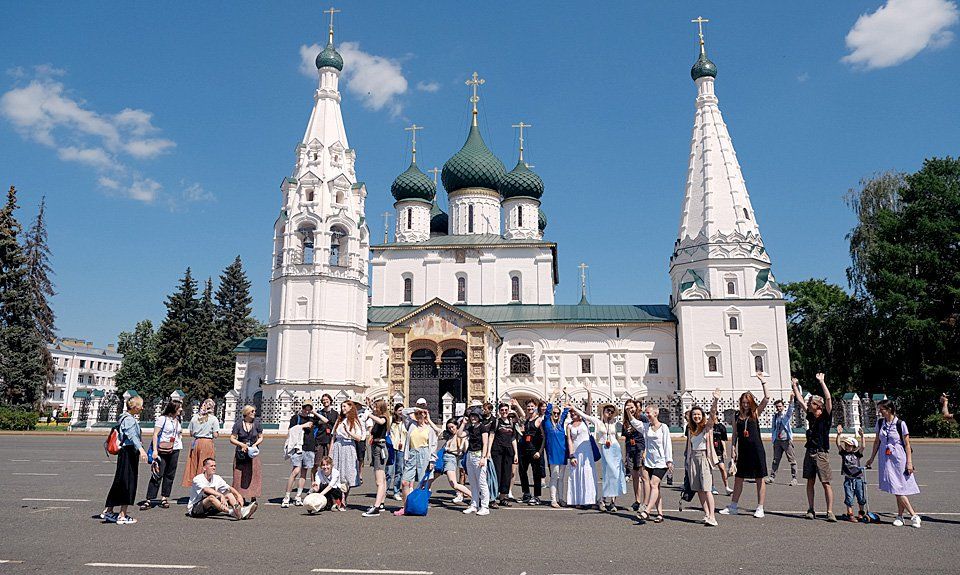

{"left": 1, "top": 435, "right": 959, "bottom": 575}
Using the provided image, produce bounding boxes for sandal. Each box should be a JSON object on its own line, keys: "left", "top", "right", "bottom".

{"left": 638, "top": 509, "right": 649, "bottom": 520}
{"left": 653, "top": 514, "right": 664, "bottom": 523}
{"left": 159, "top": 499, "right": 170, "bottom": 509}
{"left": 138, "top": 501, "right": 152, "bottom": 511}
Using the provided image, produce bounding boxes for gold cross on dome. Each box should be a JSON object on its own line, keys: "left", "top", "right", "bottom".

{"left": 324, "top": 6, "right": 341, "bottom": 42}
{"left": 511, "top": 121, "right": 532, "bottom": 161}
{"left": 427, "top": 167, "right": 440, "bottom": 185}
{"left": 578, "top": 262, "right": 589, "bottom": 299}
{"left": 465, "top": 72, "right": 485, "bottom": 125}
{"left": 404, "top": 123, "right": 424, "bottom": 163}
{"left": 691, "top": 16, "right": 709, "bottom": 53}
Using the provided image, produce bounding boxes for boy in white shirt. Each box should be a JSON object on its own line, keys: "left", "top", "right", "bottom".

{"left": 188, "top": 458, "right": 257, "bottom": 520}
{"left": 311, "top": 456, "right": 345, "bottom": 511}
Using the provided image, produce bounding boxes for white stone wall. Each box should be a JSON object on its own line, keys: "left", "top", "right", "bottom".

{"left": 448, "top": 189, "right": 501, "bottom": 235}
{"left": 674, "top": 299, "right": 791, "bottom": 405}
{"left": 502, "top": 197, "right": 541, "bottom": 240}
{"left": 394, "top": 200, "right": 431, "bottom": 243}
{"left": 370, "top": 245, "right": 555, "bottom": 306}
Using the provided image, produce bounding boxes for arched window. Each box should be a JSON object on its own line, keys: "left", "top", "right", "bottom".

{"left": 336, "top": 190, "right": 345, "bottom": 204}
{"left": 518, "top": 205, "right": 524, "bottom": 227}
{"left": 406, "top": 208, "right": 412, "bottom": 230}
{"left": 729, "top": 316, "right": 739, "bottom": 331}
{"left": 403, "top": 277, "right": 413, "bottom": 303}
{"left": 754, "top": 354, "right": 764, "bottom": 373}
{"left": 708, "top": 355, "right": 718, "bottom": 373}
{"left": 297, "top": 225, "right": 315, "bottom": 264}
{"left": 329, "top": 226, "right": 348, "bottom": 267}
{"left": 727, "top": 281, "right": 736, "bottom": 295}
{"left": 511, "top": 275, "right": 521, "bottom": 302}
{"left": 306, "top": 189, "right": 314, "bottom": 202}
{"left": 457, "top": 276, "right": 466, "bottom": 303}
{"left": 510, "top": 353, "right": 531, "bottom": 375}
{"left": 468, "top": 205, "right": 475, "bottom": 233}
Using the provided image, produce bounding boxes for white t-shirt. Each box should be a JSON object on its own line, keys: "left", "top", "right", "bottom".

{"left": 315, "top": 467, "right": 341, "bottom": 489}
{"left": 188, "top": 473, "right": 229, "bottom": 512}
{"left": 155, "top": 416, "right": 183, "bottom": 451}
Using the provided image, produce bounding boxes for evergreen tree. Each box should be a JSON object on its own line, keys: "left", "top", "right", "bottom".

{"left": 190, "top": 278, "right": 222, "bottom": 399}
{"left": 0, "top": 186, "right": 47, "bottom": 407}
{"left": 115, "top": 319, "right": 161, "bottom": 399}
{"left": 213, "top": 256, "right": 258, "bottom": 397}
{"left": 23, "top": 197, "right": 57, "bottom": 393}
{"left": 156, "top": 268, "right": 200, "bottom": 399}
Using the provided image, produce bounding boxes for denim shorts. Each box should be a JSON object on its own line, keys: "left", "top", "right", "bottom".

{"left": 401, "top": 447, "right": 432, "bottom": 483}
{"left": 843, "top": 476, "right": 866, "bottom": 507}
{"left": 290, "top": 450, "right": 315, "bottom": 469}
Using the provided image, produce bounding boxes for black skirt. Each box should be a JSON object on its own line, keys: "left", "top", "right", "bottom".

{"left": 105, "top": 445, "right": 139, "bottom": 507}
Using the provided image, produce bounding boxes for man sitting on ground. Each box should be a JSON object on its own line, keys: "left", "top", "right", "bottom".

{"left": 188, "top": 457, "right": 257, "bottom": 520}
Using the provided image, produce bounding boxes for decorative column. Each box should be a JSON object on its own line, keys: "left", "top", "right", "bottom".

{"left": 86, "top": 394, "right": 102, "bottom": 430}
{"left": 223, "top": 390, "right": 239, "bottom": 432}
{"left": 442, "top": 392, "right": 454, "bottom": 422}
{"left": 388, "top": 328, "right": 409, "bottom": 401}
{"left": 69, "top": 401, "right": 81, "bottom": 427}
{"left": 466, "top": 327, "right": 488, "bottom": 404}
{"left": 278, "top": 389, "right": 295, "bottom": 433}
{"left": 392, "top": 391, "right": 405, "bottom": 408}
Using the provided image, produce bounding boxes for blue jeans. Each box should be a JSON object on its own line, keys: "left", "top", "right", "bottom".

{"left": 843, "top": 477, "right": 866, "bottom": 508}
{"left": 387, "top": 450, "right": 404, "bottom": 493}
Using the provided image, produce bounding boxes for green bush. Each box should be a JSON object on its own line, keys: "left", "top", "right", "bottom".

{"left": 0, "top": 406, "right": 39, "bottom": 431}
{"left": 922, "top": 413, "right": 960, "bottom": 438}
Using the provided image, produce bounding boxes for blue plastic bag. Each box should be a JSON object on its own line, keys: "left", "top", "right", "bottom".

{"left": 404, "top": 476, "right": 431, "bottom": 516}
{"left": 433, "top": 447, "right": 446, "bottom": 474}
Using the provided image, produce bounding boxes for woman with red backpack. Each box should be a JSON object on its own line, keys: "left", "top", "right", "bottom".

{"left": 866, "top": 399, "right": 921, "bottom": 528}
{"left": 101, "top": 396, "right": 148, "bottom": 524}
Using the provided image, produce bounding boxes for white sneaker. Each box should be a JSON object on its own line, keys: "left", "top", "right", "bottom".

{"left": 753, "top": 506, "right": 765, "bottom": 518}
{"left": 393, "top": 493, "right": 402, "bottom": 501}
{"left": 910, "top": 515, "right": 921, "bottom": 528}
{"left": 452, "top": 493, "right": 464, "bottom": 504}
{"left": 763, "top": 476, "right": 774, "bottom": 484}
{"left": 462, "top": 506, "right": 476, "bottom": 514}
{"left": 280, "top": 497, "right": 290, "bottom": 509}
{"left": 719, "top": 504, "right": 738, "bottom": 515}
{"left": 294, "top": 496, "right": 303, "bottom": 507}
{"left": 893, "top": 516, "right": 904, "bottom": 527}
{"left": 476, "top": 507, "right": 490, "bottom": 516}
{"left": 725, "top": 487, "right": 734, "bottom": 495}
{"left": 789, "top": 478, "right": 798, "bottom": 486}
{"left": 705, "top": 516, "right": 719, "bottom": 527}
{"left": 240, "top": 502, "right": 258, "bottom": 520}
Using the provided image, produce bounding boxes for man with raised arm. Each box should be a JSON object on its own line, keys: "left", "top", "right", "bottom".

{"left": 791, "top": 373, "right": 836, "bottom": 522}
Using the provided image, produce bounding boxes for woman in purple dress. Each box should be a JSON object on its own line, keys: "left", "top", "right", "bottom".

{"left": 865, "top": 399, "right": 920, "bottom": 528}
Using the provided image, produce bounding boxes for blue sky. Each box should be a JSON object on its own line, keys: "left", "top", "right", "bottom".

{"left": 1, "top": 1, "right": 957, "bottom": 348}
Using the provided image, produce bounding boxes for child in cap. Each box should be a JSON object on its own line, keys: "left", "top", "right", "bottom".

{"left": 836, "top": 425, "right": 866, "bottom": 522}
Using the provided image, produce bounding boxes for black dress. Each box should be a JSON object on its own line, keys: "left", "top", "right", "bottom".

{"left": 735, "top": 417, "right": 767, "bottom": 479}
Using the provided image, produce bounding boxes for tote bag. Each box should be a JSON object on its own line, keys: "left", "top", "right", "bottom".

{"left": 404, "top": 476, "right": 432, "bottom": 516}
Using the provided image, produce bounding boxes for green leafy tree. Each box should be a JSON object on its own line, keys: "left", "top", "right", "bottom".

{"left": 115, "top": 319, "right": 161, "bottom": 398}
{"left": 0, "top": 186, "right": 47, "bottom": 407}
{"left": 156, "top": 268, "right": 200, "bottom": 399}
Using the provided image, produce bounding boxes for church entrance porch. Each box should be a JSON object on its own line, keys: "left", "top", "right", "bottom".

{"left": 384, "top": 299, "right": 501, "bottom": 409}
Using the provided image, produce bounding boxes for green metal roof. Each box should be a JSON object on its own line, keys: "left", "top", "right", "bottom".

{"left": 500, "top": 159, "right": 544, "bottom": 200}
{"left": 316, "top": 42, "right": 344, "bottom": 71}
{"left": 391, "top": 161, "right": 436, "bottom": 202}
{"left": 368, "top": 303, "right": 675, "bottom": 327}
{"left": 73, "top": 390, "right": 90, "bottom": 399}
{"left": 430, "top": 199, "right": 448, "bottom": 234}
{"left": 351, "top": 182, "right": 365, "bottom": 190}
{"left": 441, "top": 124, "right": 506, "bottom": 193}
{"left": 234, "top": 336, "right": 268, "bottom": 353}
{"left": 691, "top": 50, "right": 717, "bottom": 81}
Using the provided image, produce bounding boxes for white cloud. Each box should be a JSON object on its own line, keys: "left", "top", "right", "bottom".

{"left": 0, "top": 70, "right": 193, "bottom": 205}
{"left": 126, "top": 178, "right": 162, "bottom": 203}
{"left": 797, "top": 72, "right": 810, "bottom": 83}
{"left": 181, "top": 182, "right": 213, "bottom": 202}
{"left": 300, "top": 42, "right": 408, "bottom": 116}
{"left": 843, "top": 0, "right": 959, "bottom": 69}
{"left": 416, "top": 81, "right": 440, "bottom": 93}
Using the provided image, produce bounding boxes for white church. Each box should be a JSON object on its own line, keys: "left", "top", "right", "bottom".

{"left": 232, "top": 17, "right": 792, "bottom": 422}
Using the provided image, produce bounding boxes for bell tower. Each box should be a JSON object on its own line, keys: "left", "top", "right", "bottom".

{"left": 266, "top": 7, "right": 369, "bottom": 394}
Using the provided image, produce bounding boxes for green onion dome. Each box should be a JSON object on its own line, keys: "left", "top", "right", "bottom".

{"left": 441, "top": 124, "right": 506, "bottom": 193}
{"left": 538, "top": 208, "right": 547, "bottom": 232}
{"left": 691, "top": 51, "right": 717, "bottom": 81}
{"left": 391, "top": 161, "right": 436, "bottom": 202}
{"left": 316, "top": 42, "right": 344, "bottom": 72}
{"left": 429, "top": 200, "right": 448, "bottom": 235}
{"left": 500, "top": 159, "right": 544, "bottom": 200}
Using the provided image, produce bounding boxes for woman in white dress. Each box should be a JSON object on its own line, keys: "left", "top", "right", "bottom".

{"left": 570, "top": 385, "right": 626, "bottom": 512}
{"left": 565, "top": 405, "right": 597, "bottom": 507}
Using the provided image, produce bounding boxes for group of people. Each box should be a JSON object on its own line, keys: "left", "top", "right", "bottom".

{"left": 99, "top": 372, "right": 926, "bottom": 528}
{"left": 99, "top": 396, "right": 262, "bottom": 524}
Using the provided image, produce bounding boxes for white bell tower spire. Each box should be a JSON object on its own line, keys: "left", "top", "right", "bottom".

{"left": 267, "top": 7, "right": 369, "bottom": 396}
{"left": 670, "top": 19, "right": 791, "bottom": 402}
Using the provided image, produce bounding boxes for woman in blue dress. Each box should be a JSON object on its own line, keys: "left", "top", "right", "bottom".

{"left": 866, "top": 399, "right": 921, "bottom": 528}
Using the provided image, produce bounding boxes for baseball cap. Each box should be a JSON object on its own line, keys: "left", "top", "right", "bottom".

{"left": 842, "top": 436, "right": 859, "bottom": 449}
{"left": 416, "top": 398, "right": 427, "bottom": 406}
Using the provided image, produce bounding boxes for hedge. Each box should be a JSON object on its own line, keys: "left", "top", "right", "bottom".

{"left": 0, "top": 406, "right": 39, "bottom": 431}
